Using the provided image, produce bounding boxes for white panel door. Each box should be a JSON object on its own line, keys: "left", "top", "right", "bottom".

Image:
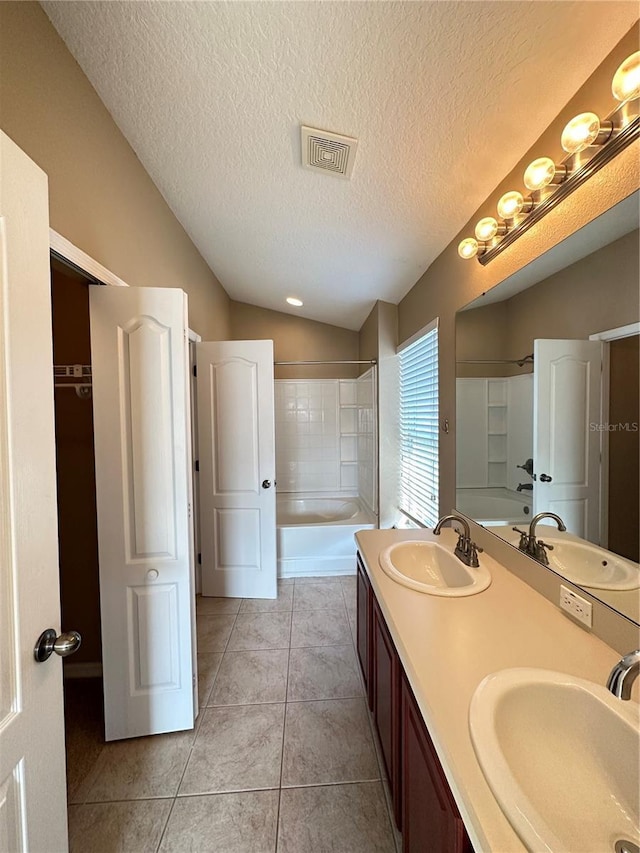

{"left": 534, "top": 339, "right": 603, "bottom": 541}
{"left": 0, "top": 133, "right": 68, "bottom": 849}
{"left": 197, "top": 340, "right": 276, "bottom": 599}
{"left": 90, "top": 286, "right": 195, "bottom": 741}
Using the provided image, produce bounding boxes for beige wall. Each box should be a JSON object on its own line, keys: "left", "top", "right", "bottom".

{"left": 504, "top": 229, "right": 639, "bottom": 357}
{"left": 0, "top": 2, "right": 230, "bottom": 341}
{"left": 230, "top": 300, "right": 361, "bottom": 379}
{"left": 397, "top": 25, "right": 640, "bottom": 517}
{"left": 456, "top": 301, "right": 509, "bottom": 378}
{"left": 457, "top": 229, "right": 640, "bottom": 374}
{"left": 358, "top": 302, "right": 380, "bottom": 364}
{"left": 358, "top": 300, "right": 399, "bottom": 527}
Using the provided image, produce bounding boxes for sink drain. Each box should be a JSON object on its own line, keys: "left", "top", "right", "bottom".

{"left": 615, "top": 840, "right": 640, "bottom": 853}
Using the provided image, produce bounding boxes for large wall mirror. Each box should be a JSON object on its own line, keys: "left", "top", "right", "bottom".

{"left": 455, "top": 192, "right": 640, "bottom": 625}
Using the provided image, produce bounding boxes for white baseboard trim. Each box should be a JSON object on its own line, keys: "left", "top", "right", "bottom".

{"left": 63, "top": 661, "right": 103, "bottom": 679}
{"left": 278, "top": 557, "right": 357, "bottom": 579}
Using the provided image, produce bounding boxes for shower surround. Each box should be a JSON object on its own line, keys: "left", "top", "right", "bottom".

{"left": 274, "top": 376, "right": 378, "bottom": 577}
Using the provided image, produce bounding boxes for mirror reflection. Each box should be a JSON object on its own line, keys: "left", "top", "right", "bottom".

{"left": 455, "top": 194, "right": 640, "bottom": 624}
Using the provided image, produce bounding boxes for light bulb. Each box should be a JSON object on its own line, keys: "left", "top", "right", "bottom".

{"left": 523, "top": 157, "right": 567, "bottom": 191}
{"left": 286, "top": 297, "right": 303, "bottom": 307}
{"left": 561, "top": 112, "right": 607, "bottom": 154}
{"left": 475, "top": 217, "right": 499, "bottom": 241}
{"left": 458, "top": 238, "right": 479, "bottom": 260}
{"left": 497, "top": 191, "right": 528, "bottom": 219}
{"left": 612, "top": 51, "right": 640, "bottom": 103}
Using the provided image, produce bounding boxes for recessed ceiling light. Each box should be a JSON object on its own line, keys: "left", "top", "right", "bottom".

{"left": 286, "top": 297, "right": 303, "bottom": 307}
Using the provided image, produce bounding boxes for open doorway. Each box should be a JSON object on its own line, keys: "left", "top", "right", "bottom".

{"left": 608, "top": 333, "right": 639, "bottom": 561}
{"left": 50, "top": 257, "right": 106, "bottom": 798}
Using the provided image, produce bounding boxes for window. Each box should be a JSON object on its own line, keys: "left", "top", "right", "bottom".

{"left": 398, "top": 320, "right": 439, "bottom": 527}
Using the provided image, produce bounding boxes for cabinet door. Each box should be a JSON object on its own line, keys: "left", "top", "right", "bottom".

{"left": 401, "top": 676, "right": 472, "bottom": 853}
{"left": 372, "top": 598, "right": 402, "bottom": 828}
{"left": 356, "top": 555, "right": 372, "bottom": 707}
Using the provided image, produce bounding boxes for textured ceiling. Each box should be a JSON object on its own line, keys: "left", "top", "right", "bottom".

{"left": 42, "top": 1, "right": 638, "bottom": 330}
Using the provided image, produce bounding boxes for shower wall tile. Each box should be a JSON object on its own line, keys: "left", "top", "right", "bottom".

{"left": 276, "top": 380, "right": 362, "bottom": 494}
{"left": 275, "top": 381, "right": 339, "bottom": 493}
{"left": 276, "top": 378, "right": 376, "bottom": 501}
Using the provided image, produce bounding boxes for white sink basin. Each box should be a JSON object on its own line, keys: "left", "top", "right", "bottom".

{"left": 378, "top": 540, "right": 491, "bottom": 596}
{"left": 543, "top": 538, "right": 640, "bottom": 591}
{"left": 470, "top": 668, "right": 640, "bottom": 853}
{"left": 504, "top": 528, "right": 640, "bottom": 591}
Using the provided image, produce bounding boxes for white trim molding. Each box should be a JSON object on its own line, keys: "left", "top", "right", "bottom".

{"left": 50, "top": 229, "right": 129, "bottom": 287}
{"left": 397, "top": 316, "right": 439, "bottom": 354}
{"left": 589, "top": 321, "right": 640, "bottom": 342}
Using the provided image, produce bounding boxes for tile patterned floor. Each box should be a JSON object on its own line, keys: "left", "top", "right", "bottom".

{"left": 64, "top": 575, "right": 400, "bottom": 852}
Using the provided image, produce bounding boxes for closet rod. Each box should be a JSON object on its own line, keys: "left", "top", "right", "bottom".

{"left": 456, "top": 354, "right": 533, "bottom": 366}
{"left": 54, "top": 383, "right": 91, "bottom": 389}
{"left": 274, "top": 359, "right": 377, "bottom": 366}
{"left": 54, "top": 382, "right": 92, "bottom": 399}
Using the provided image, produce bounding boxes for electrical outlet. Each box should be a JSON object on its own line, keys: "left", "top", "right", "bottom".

{"left": 559, "top": 585, "right": 593, "bottom": 628}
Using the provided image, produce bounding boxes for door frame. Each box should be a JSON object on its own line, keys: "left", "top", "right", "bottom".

{"left": 50, "top": 230, "right": 128, "bottom": 681}
{"left": 188, "top": 331, "right": 202, "bottom": 594}
{"left": 49, "top": 228, "right": 200, "bottom": 717}
{"left": 589, "top": 321, "right": 640, "bottom": 549}
{"left": 50, "top": 230, "right": 129, "bottom": 288}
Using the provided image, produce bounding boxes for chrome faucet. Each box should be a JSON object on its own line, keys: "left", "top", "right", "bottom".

{"left": 433, "top": 514, "right": 483, "bottom": 568}
{"left": 607, "top": 650, "right": 640, "bottom": 700}
{"left": 513, "top": 511, "right": 566, "bottom": 566}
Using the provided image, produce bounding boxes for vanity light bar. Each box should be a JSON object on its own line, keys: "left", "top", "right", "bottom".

{"left": 458, "top": 51, "right": 640, "bottom": 265}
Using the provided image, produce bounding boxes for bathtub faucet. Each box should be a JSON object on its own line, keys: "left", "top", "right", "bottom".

{"left": 513, "top": 511, "right": 566, "bottom": 566}
{"left": 433, "top": 514, "right": 483, "bottom": 568}
{"left": 516, "top": 483, "right": 533, "bottom": 492}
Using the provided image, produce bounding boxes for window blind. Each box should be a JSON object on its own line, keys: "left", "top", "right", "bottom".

{"left": 398, "top": 325, "right": 439, "bottom": 528}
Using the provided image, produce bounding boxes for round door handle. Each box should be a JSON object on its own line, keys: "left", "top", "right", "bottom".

{"left": 539, "top": 474, "right": 553, "bottom": 483}
{"left": 34, "top": 629, "right": 82, "bottom": 663}
{"left": 262, "top": 480, "right": 272, "bottom": 489}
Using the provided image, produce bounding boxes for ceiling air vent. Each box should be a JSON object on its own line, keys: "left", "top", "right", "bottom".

{"left": 301, "top": 126, "right": 358, "bottom": 179}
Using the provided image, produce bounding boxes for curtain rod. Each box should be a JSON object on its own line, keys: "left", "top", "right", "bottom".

{"left": 456, "top": 354, "right": 533, "bottom": 366}
{"left": 274, "top": 359, "right": 377, "bottom": 366}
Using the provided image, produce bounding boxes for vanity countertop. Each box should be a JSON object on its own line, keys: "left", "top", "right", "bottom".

{"left": 355, "top": 526, "right": 638, "bottom": 853}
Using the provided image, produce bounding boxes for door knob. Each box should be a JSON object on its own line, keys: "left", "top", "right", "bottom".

{"left": 539, "top": 473, "right": 553, "bottom": 482}
{"left": 262, "top": 479, "right": 272, "bottom": 489}
{"left": 34, "top": 629, "right": 82, "bottom": 662}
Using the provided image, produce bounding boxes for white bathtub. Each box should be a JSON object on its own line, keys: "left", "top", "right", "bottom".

{"left": 456, "top": 487, "right": 532, "bottom": 526}
{"left": 277, "top": 493, "right": 376, "bottom": 578}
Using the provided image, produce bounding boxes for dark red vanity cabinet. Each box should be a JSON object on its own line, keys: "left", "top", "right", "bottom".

{"left": 371, "top": 597, "right": 402, "bottom": 828}
{"left": 401, "top": 676, "right": 473, "bottom": 853}
{"left": 356, "top": 555, "right": 372, "bottom": 708}
{"left": 356, "top": 550, "right": 473, "bottom": 853}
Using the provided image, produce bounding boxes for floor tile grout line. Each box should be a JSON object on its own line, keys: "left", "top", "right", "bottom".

{"left": 153, "top": 795, "right": 178, "bottom": 853}
{"left": 350, "top": 599, "right": 400, "bottom": 851}
{"left": 280, "top": 777, "right": 382, "bottom": 790}
{"left": 274, "top": 786, "right": 282, "bottom": 853}
{"left": 173, "top": 596, "right": 261, "bottom": 835}
{"left": 79, "top": 775, "right": 386, "bottom": 808}
{"left": 275, "top": 592, "right": 294, "bottom": 853}
{"left": 75, "top": 583, "right": 365, "bottom": 841}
